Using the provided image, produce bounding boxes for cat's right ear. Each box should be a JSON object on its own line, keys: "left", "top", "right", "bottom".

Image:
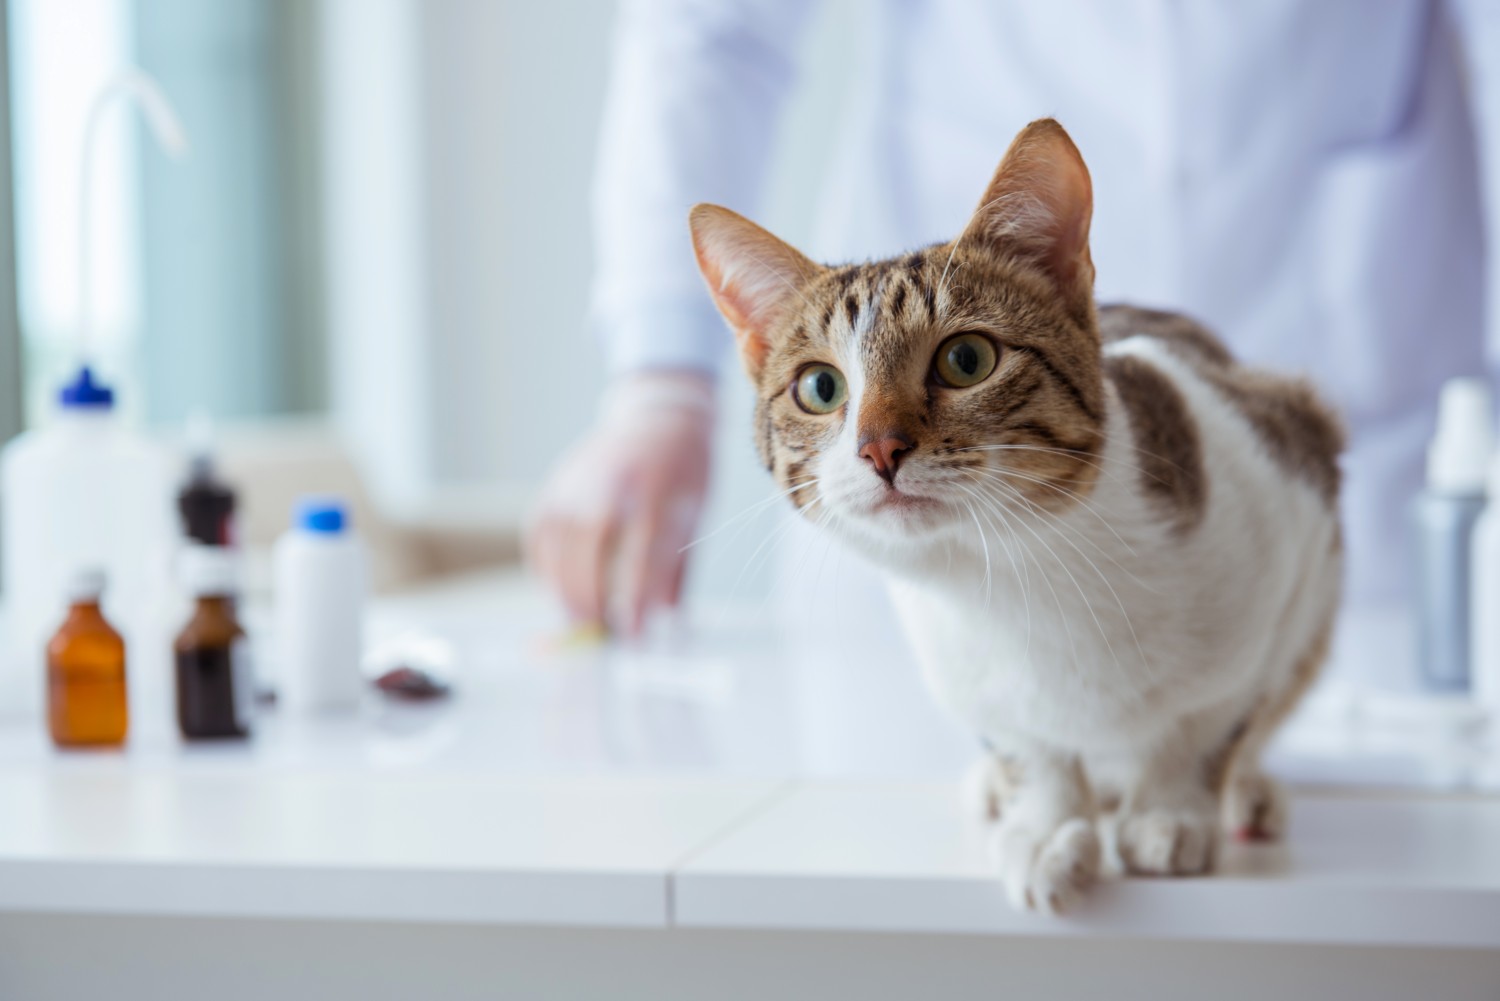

{"left": 690, "top": 204, "right": 821, "bottom": 380}
{"left": 968, "top": 118, "right": 1095, "bottom": 300}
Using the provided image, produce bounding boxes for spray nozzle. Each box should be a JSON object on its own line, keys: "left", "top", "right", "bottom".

{"left": 58, "top": 365, "right": 115, "bottom": 409}
{"left": 73, "top": 69, "right": 189, "bottom": 395}
{"left": 1428, "top": 377, "right": 1494, "bottom": 495}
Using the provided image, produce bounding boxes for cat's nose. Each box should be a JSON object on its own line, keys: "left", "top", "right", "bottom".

{"left": 858, "top": 433, "right": 916, "bottom": 485}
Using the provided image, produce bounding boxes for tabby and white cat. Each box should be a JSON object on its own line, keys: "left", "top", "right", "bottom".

{"left": 689, "top": 119, "right": 1343, "bottom": 913}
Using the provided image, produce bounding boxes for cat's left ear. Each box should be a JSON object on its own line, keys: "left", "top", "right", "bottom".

{"left": 690, "top": 204, "right": 822, "bottom": 380}
{"left": 969, "top": 118, "right": 1095, "bottom": 298}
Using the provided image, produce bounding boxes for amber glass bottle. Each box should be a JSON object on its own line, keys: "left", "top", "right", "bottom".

{"left": 175, "top": 546, "right": 252, "bottom": 739}
{"left": 46, "top": 569, "right": 129, "bottom": 747}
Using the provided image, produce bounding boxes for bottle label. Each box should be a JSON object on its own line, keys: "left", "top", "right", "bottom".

{"left": 231, "top": 638, "right": 255, "bottom": 731}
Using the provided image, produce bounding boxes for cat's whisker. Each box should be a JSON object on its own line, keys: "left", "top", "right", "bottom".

{"left": 724, "top": 500, "right": 820, "bottom": 614}
{"left": 965, "top": 477, "right": 1126, "bottom": 676}
{"left": 974, "top": 475, "right": 1154, "bottom": 686}
{"left": 954, "top": 479, "right": 1073, "bottom": 670}
{"left": 957, "top": 496, "right": 993, "bottom": 605}
{"left": 737, "top": 480, "right": 869, "bottom": 603}
{"left": 753, "top": 495, "right": 838, "bottom": 623}
{"left": 679, "top": 476, "right": 820, "bottom": 554}
{"left": 952, "top": 480, "right": 1032, "bottom": 660}
{"left": 960, "top": 463, "right": 1143, "bottom": 563}
{"left": 957, "top": 468, "right": 1165, "bottom": 598}
{"left": 965, "top": 466, "right": 1168, "bottom": 599}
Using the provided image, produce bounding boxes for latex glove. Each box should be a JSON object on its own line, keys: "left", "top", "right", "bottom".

{"left": 526, "top": 372, "right": 714, "bottom": 636}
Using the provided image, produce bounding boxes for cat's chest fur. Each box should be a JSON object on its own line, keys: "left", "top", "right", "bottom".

{"left": 870, "top": 334, "right": 1341, "bottom": 754}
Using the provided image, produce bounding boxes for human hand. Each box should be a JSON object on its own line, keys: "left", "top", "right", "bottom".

{"left": 526, "top": 372, "right": 714, "bottom": 636}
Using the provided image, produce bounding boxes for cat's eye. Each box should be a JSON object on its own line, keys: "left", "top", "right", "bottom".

{"left": 793, "top": 364, "right": 848, "bottom": 415}
{"left": 933, "top": 333, "right": 999, "bottom": 388}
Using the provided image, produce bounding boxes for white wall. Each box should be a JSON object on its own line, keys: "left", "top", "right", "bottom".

{"left": 321, "top": 0, "right": 860, "bottom": 598}
{"left": 320, "top": 0, "right": 432, "bottom": 509}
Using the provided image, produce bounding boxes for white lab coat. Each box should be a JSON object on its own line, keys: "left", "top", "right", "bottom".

{"left": 591, "top": 0, "right": 1500, "bottom": 613}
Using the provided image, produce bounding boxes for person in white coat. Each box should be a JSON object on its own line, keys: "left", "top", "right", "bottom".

{"left": 529, "top": 0, "right": 1500, "bottom": 637}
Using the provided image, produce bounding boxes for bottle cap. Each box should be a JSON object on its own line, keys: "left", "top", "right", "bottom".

{"left": 58, "top": 365, "right": 115, "bottom": 409}
{"left": 295, "top": 496, "right": 348, "bottom": 535}
{"left": 65, "top": 567, "right": 107, "bottom": 603}
{"left": 1427, "top": 378, "right": 1493, "bottom": 495}
{"left": 179, "top": 545, "right": 238, "bottom": 598}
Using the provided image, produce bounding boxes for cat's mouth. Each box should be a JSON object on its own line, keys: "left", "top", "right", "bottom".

{"left": 872, "top": 489, "right": 940, "bottom": 512}
{"left": 844, "top": 485, "right": 951, "bottom": 529}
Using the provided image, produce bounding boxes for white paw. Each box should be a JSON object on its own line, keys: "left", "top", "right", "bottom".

{"left": 1117, "top": 807, "right": 1218, "bottom": 875}
{"left": 964, "top": 756, "right": 1010, "bottom": 822}
{"left": 1222, "top": 771, "right": 1287, "bottom": 841}
{"left": 993, "top": 816, "right": 1100, "bottom": 914}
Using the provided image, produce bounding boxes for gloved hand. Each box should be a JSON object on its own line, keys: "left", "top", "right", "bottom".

{"left": 526, "top": 372, "right": 714, "bottom": 636}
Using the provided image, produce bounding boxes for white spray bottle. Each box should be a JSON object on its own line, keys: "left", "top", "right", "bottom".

{"left": 0, "top": 71, "right": 188, "bottom": 719}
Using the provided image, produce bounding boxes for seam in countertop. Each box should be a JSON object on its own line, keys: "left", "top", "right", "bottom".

{"left": 663, "top": 779, "right": 801, "bottom": 927}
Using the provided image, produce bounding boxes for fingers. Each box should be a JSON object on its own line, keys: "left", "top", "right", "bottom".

{"left": 527, "top": 508, "right": 616, "bottom": 628}
{"left": 656, "top": 498, "right": 698, "bottom": 610}
{"left": 559, "top": 512, "right": 615, "bottom": 626}
{"left": 527, "top": 409, "right": 711, "bottom": 634}
{"left": 620, "top": 489, "right": 703, "bottom": 635}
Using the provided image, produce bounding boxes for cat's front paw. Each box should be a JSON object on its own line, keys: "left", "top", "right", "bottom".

{"left": 993, "top": 816, "right": 1100, "bottom": 914}
{"left": 1117, "top": 807, "right": 1219, "bottom": 875}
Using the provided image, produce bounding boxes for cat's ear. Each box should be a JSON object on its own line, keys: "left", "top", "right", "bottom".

{"left": 690, "top": 204, "right": 821, "bottom": 379}
{"left": 969, "top": 118, "right": 1094, "bottom": 296}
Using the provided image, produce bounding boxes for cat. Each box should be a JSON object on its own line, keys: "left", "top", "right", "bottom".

{"left": 688, "top": 118, "right": 1343, "bottom": 914}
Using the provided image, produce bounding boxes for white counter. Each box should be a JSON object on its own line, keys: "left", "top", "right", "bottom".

{"left": 2, "top": 571, "right": 1499, "bottom": 954}
{"left": 677, "top": 783, "right": 1500, "bottom": 949}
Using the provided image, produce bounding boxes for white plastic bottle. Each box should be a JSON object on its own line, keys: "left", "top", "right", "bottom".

{"left": 273, "top": 497, "right": 368, "bottom": 712}
{"left": 0, "top": 367, "right": 175, "bottom": 719}
{"left": 1473, "top": 449, "right": 1500, "bottom": 718}
{"left": 1414, "top": 378, "right": 1493, "bottom": 690}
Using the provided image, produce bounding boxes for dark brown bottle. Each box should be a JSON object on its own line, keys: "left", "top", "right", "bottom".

{"left": 174, "top": 547, "right": 251, "bottom": 739}
{"left": 178, "top": 453, "right": 237, "bottom": 546}
{"left": 47, "top": 569, "right": 129, "bottom": 748}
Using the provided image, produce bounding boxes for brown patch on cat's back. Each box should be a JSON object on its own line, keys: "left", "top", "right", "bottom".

{"left": 1205, "top": 370, "right": 1344, "bottom": 508}
{"left": 1098, "top": 304, "right": 1233, "bottom": 370}
{"left": 1103, "top": 354, "right": 1207, "bottom": 534}
{"left": 1099, "top": 304, "right": 1343, "bottom": 509}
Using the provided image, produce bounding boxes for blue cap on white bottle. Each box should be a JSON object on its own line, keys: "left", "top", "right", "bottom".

{"left": 58, "top": 366, "right": 115, "bottom": 409}
{"left": 295, "top": 497, "right": 349, "bottom": 534}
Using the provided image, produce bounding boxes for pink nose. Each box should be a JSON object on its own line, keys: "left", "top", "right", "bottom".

{"left": 858, "top": 433, "right": 915, "bottom": 485}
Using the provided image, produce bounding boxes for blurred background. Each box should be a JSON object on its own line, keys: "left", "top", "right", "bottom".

{"left": 0, "top": 0, "right": 864, "bottom": 600}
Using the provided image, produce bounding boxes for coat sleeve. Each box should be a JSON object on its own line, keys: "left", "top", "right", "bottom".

{"left": 590, "top": 0, "right": 818, "bottom": 377}
{"left": 1449, "top": 0, "right": 1500, "bottom": 381}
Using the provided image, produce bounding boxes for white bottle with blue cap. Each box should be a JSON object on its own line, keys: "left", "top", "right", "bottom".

{"left": 273, "top": 496, "right": 368, "bottom": 712}
{"left": 0, "top": 366, "right": 175, "bottom": 718}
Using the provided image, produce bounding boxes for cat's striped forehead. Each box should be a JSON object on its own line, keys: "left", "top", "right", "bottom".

{"left": 802, "top": 247, "right": 948, "bottom": 377}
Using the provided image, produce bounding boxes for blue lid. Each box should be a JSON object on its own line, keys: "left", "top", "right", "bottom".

{"left": 295, "top": 496, "right": 348, "bottom": 534}
{"left": 58, "top": 366, "right": 114, "bottom": 408}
